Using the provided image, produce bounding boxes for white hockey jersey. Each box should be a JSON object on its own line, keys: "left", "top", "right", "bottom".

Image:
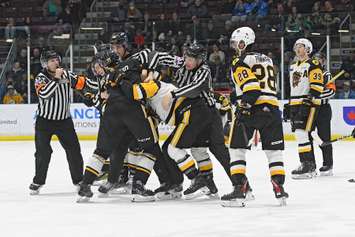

{"left": 289, "top": 58, "right": 324, "bottom": 106}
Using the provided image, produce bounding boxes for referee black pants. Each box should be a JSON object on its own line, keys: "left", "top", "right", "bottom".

{"left": 315, "top": 103, "right": 333, "bottom": 166}
{"left": 33, "top": 117, "right": 83, "bottom": 185}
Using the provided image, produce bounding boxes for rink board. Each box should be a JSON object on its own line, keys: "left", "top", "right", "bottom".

{"left": 0, "top": 100, "right": 354, "bottom": 141}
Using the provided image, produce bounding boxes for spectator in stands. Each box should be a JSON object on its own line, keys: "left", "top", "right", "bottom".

{"left": 31, "top": 48, "right": 42, "bottom": 77}
{"left": 2, "top": 85, "right": 24, "bottom": 104}
{"left": 127, "top": 2, "right": 143, "bottom": 21}
{"left": 321, "top": 13, "right": 340, "bottom": 32}
{"left": 340, "top": 56, "right": 355, "bottom": 80}
{"left": 339, "top": 0, "right": 353, "bottom": 11}
{"left": 186, "top": 16, "right": 204, "bottom": 41}
{"left": 224, "top": 20, "right": 233, "bottom": 38}
{"left": 134, "top": 29, "right": 145, "bottom": 49}
{"left": 270, "top": 3, "right": 286, "bottom": 32}
{"left": 256, "top": 0, "right": 269, "bottom": 21}
{"left": 156, "top": 13, "right": 169, "bottom": 35}
{"left": 111, "top": 1, "right": 127, "bottom": 23}
{"left": 244, "top": 0, "right": 258, "bottom": 21}
{"left": 231, "top": 0, "right": 247, "bottom": 23}
{"left": 187, "top": 0, "right": 209, "bottom": 19}
{"left": 336, "top": 81, "right": 355, "bottom": 99}
{"left": 203, "top": 20, "right": 220, "bottom": 41}
{"left": 209, "top": 44, "right": 226, "bottom": 82}
{"left": 57, "top": 5, "right": 73, "bottom": 33}
{"left": 284, "top": 0, "right": 295, "bottom": 14}
{"left": 43, "top": 0, "right": 63, "bottom": 17}
{"left": 180, "top": 0, "right": 194, "bottom": 8}
{"left": 17, "top": 48, "right": 28, "bottom": 68}
{"left": 5, "top": 18, "right": 16, "bottom": 40}
{"left": 311, "top": 1, "right": 322, "bottom": 29}
{"left": 323, "top": 1, "right": 335, "bottom": 13}
{"left": 169, "top": 12, "right": 183, "bottom": 35}
{"left": 8, "top": 61, "right": 25, "bottom": 87}
{"left": 285, "top": 6, "right": 301, "bottom": 32}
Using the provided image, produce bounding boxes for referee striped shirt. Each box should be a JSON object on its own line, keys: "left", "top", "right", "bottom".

{"left": 172, "top": 63, "right": 215, "bottom": 107}
{"left": 320, "top": 71, "right": 335, "bottom": 105}
{"left": 35, "top": 70, "right": 98, "bottom": 120}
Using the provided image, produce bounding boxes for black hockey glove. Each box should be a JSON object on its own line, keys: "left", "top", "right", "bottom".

{"left": 236, "top": 102, "right": 252, "bottom": 123}
{"left": 283, "top": 103, "right": 291, "bottom": 122}
{"left": 82, "top": 92, "right": 95, "bottom": 107}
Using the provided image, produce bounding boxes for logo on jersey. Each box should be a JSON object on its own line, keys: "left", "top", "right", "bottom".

{"left": 343, "top": 106, "right": 355, "bottom": 125}
{"left": 292, "top": 71, "right": 302, "bottom": 87}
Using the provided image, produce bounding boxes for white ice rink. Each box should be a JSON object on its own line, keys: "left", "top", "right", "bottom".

{"left": 1, "top": 141, "right": 355, "bottom": 237}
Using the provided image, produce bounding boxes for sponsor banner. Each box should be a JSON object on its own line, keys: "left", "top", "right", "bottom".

{"left": 0, "top": 100, "right": 354, "bottom": 139}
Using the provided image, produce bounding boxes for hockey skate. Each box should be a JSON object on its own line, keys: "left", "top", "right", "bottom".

{"left": 110, "top": 174, "right": 132, "bottom": 195}
{"left": 221, "top": 180, "right": 253, "bottom": 207}
{"left": 271, "top": 179, "right": 289, "bottom": 206}
{"left": 319, "top": 165, "right": 333, "bottom": 176}
{"left": 204, "top": 175, "right": 219, "bottom": 199}
{"left": 97, "top": 181, "right": 117, "bottom": 198}
{"left": 131, "top": 180, "right": 155, "bottom": 202}
{"left": 29, "top": 183, "right": 42, "bottom": 195}
{"left": 155, "top": 183, "right": 183, "bottom": 200}
{"left": 183, "top": 175, "right": 209, "bottom": 200}
{"left": 291, "top": 161, "right": 316, "bottom": 179}
{"left": 92, "top": 172, "right": 108, "bottom": 186}
{"left": 76, "top": 183, "right": 93, "bottom": 203}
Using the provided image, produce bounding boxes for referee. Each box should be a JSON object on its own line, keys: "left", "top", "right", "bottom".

{"left": 313, "top": 53, "right": 336, "bottom": 176}
{"left": 29, "top": 49, "right": 86, "bottom": 195}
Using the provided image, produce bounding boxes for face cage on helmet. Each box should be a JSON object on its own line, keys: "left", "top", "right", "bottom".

{"left": 294, "top": 43, "right": 311, "bottom": 54}
{"left": 230, "top": 39, "right": 248, "bottom": 52}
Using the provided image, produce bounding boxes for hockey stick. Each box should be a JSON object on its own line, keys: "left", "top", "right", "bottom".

{"left": 319, "top": 128, "right": 355, "bottom": 147}
{"left": 326, "top": 70, "right": 345, "bottom": 85}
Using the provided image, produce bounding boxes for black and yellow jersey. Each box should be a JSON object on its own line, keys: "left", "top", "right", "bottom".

{"left": 289, "top": 58, "right": 324, "bottom": 106}
{"left": 230, "top": 52, "right": 279, "bottom": 108}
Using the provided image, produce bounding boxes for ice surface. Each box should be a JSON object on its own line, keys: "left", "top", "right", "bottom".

{"left": 1, "top": 141, "right": 355, "bottom": 237}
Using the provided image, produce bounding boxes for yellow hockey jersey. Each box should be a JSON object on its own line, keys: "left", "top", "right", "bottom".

{"left": 230, "top": 52, "right": 279, "bottom": 108}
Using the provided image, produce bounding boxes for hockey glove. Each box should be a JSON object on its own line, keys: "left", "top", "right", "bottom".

{"left": 283, "top": 103, "right": 291, "bottom": 122}
{"left": 82, "top": 92, "right": 95, "bottom": 107}
{"left": 236, "top": 102, "right": 252, "bottom": 123}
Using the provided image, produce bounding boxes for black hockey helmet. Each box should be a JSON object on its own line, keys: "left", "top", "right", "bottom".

{"left": 313, "top": 52, "right": 326, "bottom": 66}
{"left": 110, "top": 32, "right": 129, "bottom": 49}
{"left": 184, "top": 43, "right": 207, "bottom": 62}
{"left": 40, "top": 49, "right": 61, "bottom": 68}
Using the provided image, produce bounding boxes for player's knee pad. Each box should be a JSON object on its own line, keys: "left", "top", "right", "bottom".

{"left": 229, "top": 148, "right": 247, "bottom": 176}
{"left": 167, "top": 144, "right": 187, "bottom": 162}
{"left": 85, "top": 153, "right": 106, "bottom": 176}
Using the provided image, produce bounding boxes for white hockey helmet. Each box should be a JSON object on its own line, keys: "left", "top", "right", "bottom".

{"left": 293, "top": 38, "right": 313, "bottom": 54}
{"left": 230, "top": 27, "right": 255, "bottom": 51}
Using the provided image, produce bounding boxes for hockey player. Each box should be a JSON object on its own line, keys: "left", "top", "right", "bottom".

{"left": 313, "top": 53, "right": 336, "bottom": 176}
{"left": 158, "top": 43, "right": 232, "bottom": 199}
{"left": 289, "top": 38, "right": 324, "bottom": 179}
{"left": 221, "top": 27, "right": 288, "bottom": 207}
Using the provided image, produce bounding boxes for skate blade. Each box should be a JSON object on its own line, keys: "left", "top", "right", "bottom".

{"left": 29, "top": 190, "right": 40, "bottom": 195}
{"left": 319, "top": 170, "right": 333, "bottom": 176}
{"left": 92, "top": 180, "right": 107, "bottom": 186}
{"left": 246, "top": 191, "right": 255, "bottom": 201}
{"left": 277, "top": 197, "right": 287, "bottom": 206}
{"left": 221, "top": 199, "right": 246, "bottom": 207}
{"left": 131, "top": 194, "right": 155, "bottom": 202}
{"left": 183, "top": 187, "right": 209, "bottom": 200}
{"left": 155, "top": 192, "right": 182, "bottom": 201}
{"left": 292, "top": 172, "right": 316, "bottom": 180}
{"left": 76, "top": 195, "right": 91, "bottom": 203}
{"left": 111, "top": 187, "right": 131, "bottom": 195}
{"left": 206, "top": 193, "right": 219, "bottom": 200}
